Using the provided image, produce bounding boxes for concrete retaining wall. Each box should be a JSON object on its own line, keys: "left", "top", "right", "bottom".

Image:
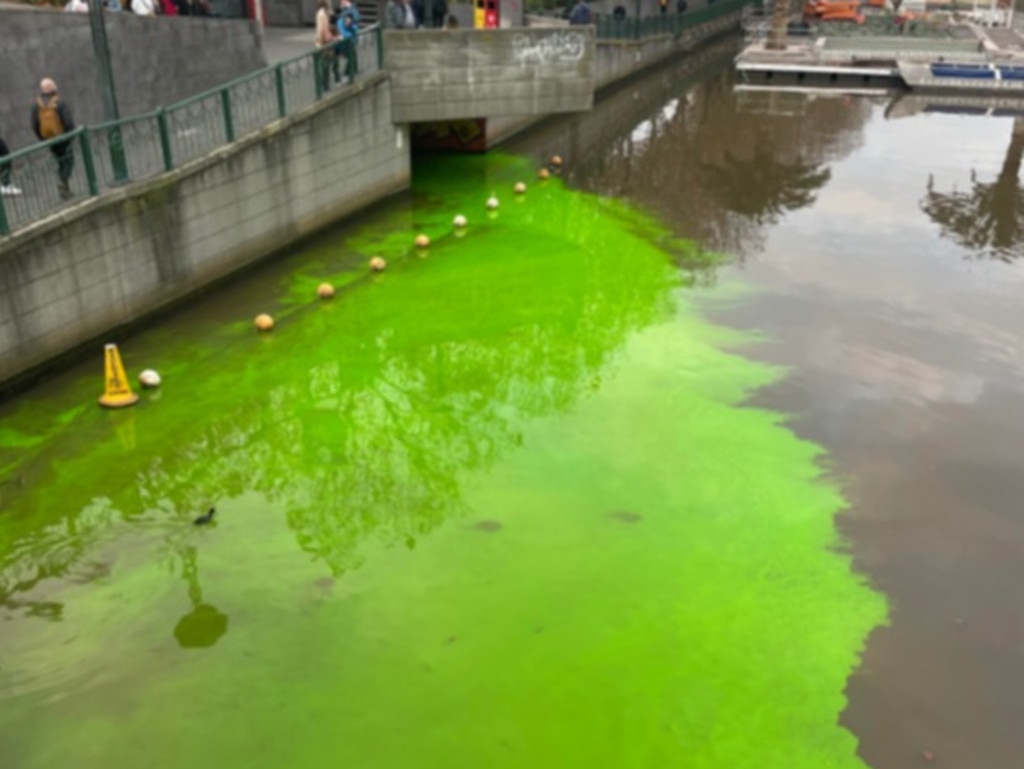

{"left": 0, "top": 7, "right": 265, "bottom": 150}
{"left": 0, "top": 73, "right": 409, "bottom": 390}
{"left": 385, "top": 27, "right": 594, "bottom": 123}
{"left": 594, "top": 8, "right": 743, "bottom": 87}
{"left": 486, "top": 6, "right": 742, "bottom": 145}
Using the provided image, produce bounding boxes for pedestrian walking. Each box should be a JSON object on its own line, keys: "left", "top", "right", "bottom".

{"left": 30, "top": 79, "right": 75, "bottom": 200}
{"left": 314, "top": 0, "right": 340, "bottom": 90}
{"left": 132, "top": 0, "right": 156, "bottom": 15}
{"left": 385, "top": 0, "right": 416, "bottom": 28}
{"left": 337, "top": 0, "right": 361, "bottom": 83}
{"left": 410, "top": 0, "right": 424, "bottom": 27}
{"left": 430, "top": 0, "right": 447, "bottom": 28}
{"left": 1, "top": 132, "right": 22, "bottom": 197}
{"left": 568, "top": 0, "right": 592, "bottom": 25}
{"left": 385, "top": 0, "right": 404, "bottom": 28}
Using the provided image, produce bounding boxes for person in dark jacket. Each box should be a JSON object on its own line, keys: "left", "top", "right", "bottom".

{"left": 30, "top": 78, "right": 75, "bottom": 199}
{"left": 568, "top": 0, "right": 591, "bottom": 25}
{"left": 336, "top": 3, "right": 360, "bottom": 83}
{"left": 431, "top": 0, "right": 447, "bottom": 27}
{"left": 409, "top": 0, "right": 424, "bottom": 26}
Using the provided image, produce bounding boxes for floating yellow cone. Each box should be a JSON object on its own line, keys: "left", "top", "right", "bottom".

{"left": 98, "top": 343, "right": 139, "bottom": 409}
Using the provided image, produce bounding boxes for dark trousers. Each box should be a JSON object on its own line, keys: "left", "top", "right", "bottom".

{"left": 51, "top": 140, "right": 74, "bottom": 185}
{"left": 339, "top": 38, "right": 358, "bottom": 81}
{"left": 0, "top": 137, "right": 11, "bottom": 186}
{"left": 317, "top": 47, "right": 340, "bottom": 90}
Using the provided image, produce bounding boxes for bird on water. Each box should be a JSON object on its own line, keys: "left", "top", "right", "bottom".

{"left": 193, "top": 507, "right": 216, "bottom": 525}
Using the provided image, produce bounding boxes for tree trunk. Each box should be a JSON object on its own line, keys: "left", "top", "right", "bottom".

{"left": 998, "top": 118, "right": 1024, "bottom": 187}
{"left": 766, "top": 0, "right": 791, "bottom": 50}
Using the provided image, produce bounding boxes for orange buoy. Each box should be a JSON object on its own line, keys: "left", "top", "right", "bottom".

{"left": 514, "top": 182, "right": 527, "bottom": 194}
{"left": 415, "top": 234, "right": 430, "bottom": 249}
{"left": 369, "top": 256, "right": 387, "bottom": 272}
{"left": 254, "top": 313, "right": 275, "bottom": 331}
{"left": 537, "top": 168, "right": 550, "bottom": 180}
{"left": 317, "top": 282, "right": 335, "bottom": 299}
{"left": 550, "top": 155, "right": 563, "bottom": 167}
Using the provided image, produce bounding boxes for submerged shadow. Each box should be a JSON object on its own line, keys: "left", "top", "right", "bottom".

{"left": 173, "top": 545, "right": 228, "bottom": 649}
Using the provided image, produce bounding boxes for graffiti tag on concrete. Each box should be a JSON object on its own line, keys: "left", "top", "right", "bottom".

{"left": 512, "top": 32, "right": 586, "bottom": 66}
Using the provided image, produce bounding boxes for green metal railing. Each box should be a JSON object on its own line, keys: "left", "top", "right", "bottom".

{"left": 595, "top": 0, "right": 751, "bottom": 40}
{"left": 0, "top": 25, "right": 382, "bottom": 237}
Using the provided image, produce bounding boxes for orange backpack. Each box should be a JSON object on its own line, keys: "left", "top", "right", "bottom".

{"left": 37, "top": 96, "right": 65, "bottom": 140}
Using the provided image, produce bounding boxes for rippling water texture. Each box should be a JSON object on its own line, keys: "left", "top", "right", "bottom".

{"left": 0, "top": 126, "right": 887, "bottom": 769}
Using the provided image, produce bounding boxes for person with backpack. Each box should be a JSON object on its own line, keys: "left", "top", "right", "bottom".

{"left": 314, "top": 0, "right": 340, "bottom": 90}
{"left": 30, "top": 79, "right": 75, "bottom": 200}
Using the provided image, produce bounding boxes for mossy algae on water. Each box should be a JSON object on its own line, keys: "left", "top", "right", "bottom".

{"left": 0, "top": 154, "right": 885, "bottom": 768}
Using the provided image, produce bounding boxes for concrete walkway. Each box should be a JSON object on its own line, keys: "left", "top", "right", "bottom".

{"left": 262, "top": 25, "right": 316, "bottom": 65}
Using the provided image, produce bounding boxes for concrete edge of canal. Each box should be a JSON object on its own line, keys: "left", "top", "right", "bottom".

{"left": 0, "top": 71, "right": 410, "bottom": 395}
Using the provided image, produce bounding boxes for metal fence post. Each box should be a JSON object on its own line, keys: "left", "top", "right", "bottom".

{"left": 0, "top": 194, "right": 9, "bottom": 237}
{"left": 79, "top": 129, "right": 100, "bottom": 196}
{"left": 275, "top": 63, "right": 287, "bottom": 118}
{"left": 156, "top": 108, "right": 174, "bottom": 172}
{"left": 376, "top": 25, "right": 384, "bottom": 71}
{"left": 314, "top": 50, "right": 325, "bottom": 101}
{"left": 220, "top": 88, "right": 235, "bottom": 142}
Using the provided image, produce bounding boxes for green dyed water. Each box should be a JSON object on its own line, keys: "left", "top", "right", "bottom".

{"left": 0, "top": 154, "right": 885, "bottom": 768}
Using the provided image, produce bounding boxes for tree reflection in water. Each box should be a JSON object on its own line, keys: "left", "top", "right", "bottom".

{"left": 922, "top": 117, "right": 1024, "bottom": 262}
{"left": 0, "top": 156, "right": 684, "bottom": 599}
{"left": 537, "top": 66, "right": 872, "bottom": 262}
{"left": 173, "top": 545, "right": 228, "bottom": 649}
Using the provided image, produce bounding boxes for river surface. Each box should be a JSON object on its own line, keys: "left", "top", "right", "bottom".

{"left": 3, "top": 40, "right": 1024, "bottom": 768}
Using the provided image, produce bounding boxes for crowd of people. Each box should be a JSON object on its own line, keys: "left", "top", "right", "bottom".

{"left": 63, "top": 0, "right": 213, "bottom": 16}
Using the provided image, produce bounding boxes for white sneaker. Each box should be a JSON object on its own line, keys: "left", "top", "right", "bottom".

{"left": 1, "top": 184, "right": 23, "bottom": 196}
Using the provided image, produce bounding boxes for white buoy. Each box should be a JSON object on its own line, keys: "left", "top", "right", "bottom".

{"left": 453, "top": 214, "right": 467, "bottom": 228}
{"left": 139, "top": 369, "right": 162, "bottom": 389}
{"left": 486, "top": 196, "right": 499, "bottom": 210}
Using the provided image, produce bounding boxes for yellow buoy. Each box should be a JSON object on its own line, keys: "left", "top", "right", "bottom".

{"left": 550, "top": 154, "right": 563, "bottom": 167}
{"left": 254, "top": 313, "right": 275, "bottom": 331}
{"left": 537, "top": 168, "right": 550, "bottom": 180}
{"left": 415, "top": 234, "right": 431, "bottom": 249}
{"left": 369, "top": 256, "right": 387, "bottom": 272}
{"left": 514, "top": 182, "right": 527, "bottom": 194}
{"left": 98, "top": 343, "right": 139, "bottom": 409}
{"left": 317, "top": 282, "right": 335, "bottom": 299}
